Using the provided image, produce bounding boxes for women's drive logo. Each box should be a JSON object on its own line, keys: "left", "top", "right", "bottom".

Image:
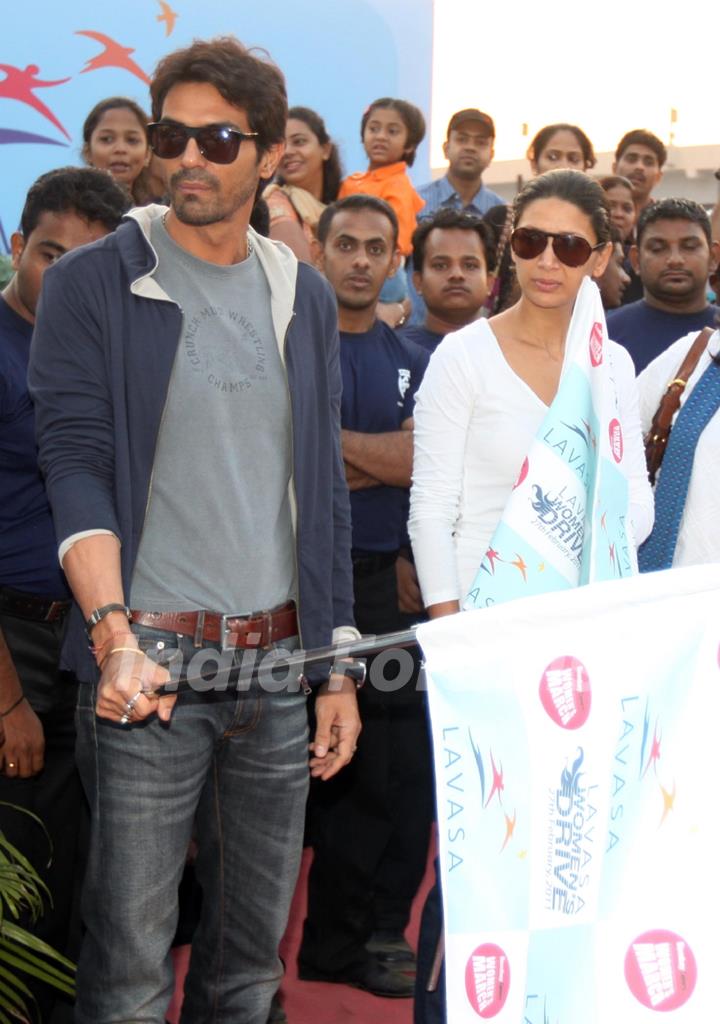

{"left": 609, "top": 418, "right": 624, "bottom": 463}
{"left": 589, "top": 321, "right": 604, "bottom": 366}
{"left": 465, "top": 943, "right": 510, "bottom": 1017}
{"left": 539, "top": 656, "right": 591, "bottom": 729}
{"left": 624, "top": 929, "right": 697, "bottom": 1011}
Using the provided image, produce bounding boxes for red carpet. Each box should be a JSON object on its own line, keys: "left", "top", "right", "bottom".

{"left": 167, "top": 831, "right": 436, "bottom": 1023}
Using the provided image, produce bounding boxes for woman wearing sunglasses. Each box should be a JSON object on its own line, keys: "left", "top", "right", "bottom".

{"left": 409, "top": 169, "right": 653, "bottom": 1023}
{"left": 408, "top": 168, "right": 653, "bottom": 620}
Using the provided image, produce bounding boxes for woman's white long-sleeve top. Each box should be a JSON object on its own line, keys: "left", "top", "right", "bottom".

{"left": 409, "top": 319, "right": 655, "bottom": 607}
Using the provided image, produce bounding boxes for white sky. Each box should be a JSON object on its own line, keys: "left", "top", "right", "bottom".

{"left": 431, "top": 0, "right": 715, "bottom": 165}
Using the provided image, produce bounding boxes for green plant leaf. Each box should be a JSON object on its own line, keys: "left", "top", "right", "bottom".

{"left": 0, "top": 926, "right": 75, "bottom": 971}
{"left": 0, "top": 948, "right": 74, "bottom": 998}
{"left": 0, "top": 940, "right": 75, "bottom": 987}
{"left": 0, "top": 810, "right": 71, "bottom": 1011}
{"left": 0, "top": 973, "right": 31, "bottom": 1016}
{"left": 0, "top": 961, "right": 33, "bottom": 996}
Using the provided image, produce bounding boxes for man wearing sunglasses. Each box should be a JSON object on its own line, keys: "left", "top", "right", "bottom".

{"left": 28, "top": 36, "right": 361, "bottom": 1024}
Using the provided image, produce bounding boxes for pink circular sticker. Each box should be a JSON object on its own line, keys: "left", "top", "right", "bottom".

{"left": 609, "top": 419, "right": 624, "bottom": 463}
{"left": 539, "top": 656, "right": 591, "bottom": 729}
{"left": 465, "top": 943, "right": 510, "bottom": 1018}
{"left": 513, "top": 456, "right": 529, "bottom": 490}
{"left": 589, "top": 321, "right": 604, "bottom": 366}
{"left": 625, "top": 929, "right": 697, "bottom": 1011}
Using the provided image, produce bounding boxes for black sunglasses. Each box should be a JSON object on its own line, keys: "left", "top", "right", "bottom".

{"left": 511, "top": 227, "right": 605, "bottom": 268}
{"left": 147, "top": 121, "right": 259, "bottom": 164}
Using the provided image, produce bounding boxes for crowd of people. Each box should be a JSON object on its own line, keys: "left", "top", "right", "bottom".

{"left": 1, "top": 32, "right": 719, "bottom": 1024}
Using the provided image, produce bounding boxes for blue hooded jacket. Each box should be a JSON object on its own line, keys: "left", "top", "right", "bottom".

{"left": 28, "top": 205, "right": 356, "bottom": 682}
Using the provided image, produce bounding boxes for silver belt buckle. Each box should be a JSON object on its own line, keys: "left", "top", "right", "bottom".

{"left": 220, "top": 611, "right": 262, "bottom": 652}
{"left": 220, "top": 612, "right": 235, "bottom": 652}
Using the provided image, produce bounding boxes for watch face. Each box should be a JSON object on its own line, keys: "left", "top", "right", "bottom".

{"left": 343, "top": 662, "right": 367, "bottom": 688}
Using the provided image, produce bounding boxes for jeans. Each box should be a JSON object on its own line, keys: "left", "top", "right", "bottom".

{"left": 74, "top": 626, "right": 309, "bottom": 1024}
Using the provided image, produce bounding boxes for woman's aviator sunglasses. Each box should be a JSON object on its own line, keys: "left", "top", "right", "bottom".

{"left": 147, "top": 121, "right": 259, "bottom": 164}
{"left": 510, "top": 227, "right": 605, "bottom": 268}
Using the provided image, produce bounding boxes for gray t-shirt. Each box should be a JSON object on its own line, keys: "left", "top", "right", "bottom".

{"left": 130, "top": 218, "right": 296, "bottom": 613}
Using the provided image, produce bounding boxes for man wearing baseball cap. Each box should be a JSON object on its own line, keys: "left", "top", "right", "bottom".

{"left": 417, "top": 108, "right": 504, "bottom": 219}
{"left": 408, "top": 110, "right": 505, "bottom": 325}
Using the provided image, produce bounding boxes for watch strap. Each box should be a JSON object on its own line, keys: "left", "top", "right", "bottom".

{"left": 85, "top": 603, "right": 131, "bottom": 638}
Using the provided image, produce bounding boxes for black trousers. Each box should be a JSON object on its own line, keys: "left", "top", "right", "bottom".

{"left": 0, "top": 610, "right": 85, "bottom": 1023}
{"left": 299, "top": 561, "right": 434, "bottom": 973}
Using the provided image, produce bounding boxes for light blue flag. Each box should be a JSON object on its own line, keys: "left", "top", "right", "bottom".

{"left": 420, "top": 563, "right": 720, "bottom": 1023}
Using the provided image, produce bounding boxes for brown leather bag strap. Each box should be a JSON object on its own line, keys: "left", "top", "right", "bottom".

{"left": 644, "top": 326, "right": 714, "bottom": 484}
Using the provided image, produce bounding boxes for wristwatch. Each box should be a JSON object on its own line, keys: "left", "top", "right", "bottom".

{"left": 85, "top": 603, "right": 131, "bottom": 639}
{"left": 339, "top": 659, "right": 367, "bottom": 689}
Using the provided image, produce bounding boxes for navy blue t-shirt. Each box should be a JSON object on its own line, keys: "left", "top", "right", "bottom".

{"left": 340, "top": 321, "right": 429, "bottom": 551}
{"left": 607, "top": 299, "right": 719, "bottom": 374}
{"left": 399, "top": 323, "right": 445, "bottom": 355}
{"left": 0, "top": 294, "right": 68, "bottom": 597}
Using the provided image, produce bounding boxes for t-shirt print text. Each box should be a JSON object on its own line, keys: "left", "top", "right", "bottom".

{"left": 183, "top": 305, "right": 268, "bottom": 394}
{"left": 397, "top": 367, "right": 411, "bottom": 407}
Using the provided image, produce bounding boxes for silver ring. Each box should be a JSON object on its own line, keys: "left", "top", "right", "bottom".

{"left": 119, "top": 713, "right": 131, "bottom": 726}
{"left": 126, "top": 689, "right": 144, "bottom": 712}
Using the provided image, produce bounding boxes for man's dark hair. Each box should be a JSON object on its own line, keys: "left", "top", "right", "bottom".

{"left": 360, "top": 98, "right": 426, "bottom": 167}
{"left": 316, "top": 194, "right": 399, "bottom": 248}
{"left": 615, "top": 129, "right": 667, "bottom": 168}
{"left": 20, "top": 166, "right": 130, "bottom": 238}
{"left": 636, "top": 197, "right": 711, "bottom": 247}
{"left": 150, "top": 36, "right": 287, "bottom": 153}
{"left": 513, "top": 169, "right": 611, "bottom": 245}
{"left": 412, "top": 208, "right": 497, "bottom": 273}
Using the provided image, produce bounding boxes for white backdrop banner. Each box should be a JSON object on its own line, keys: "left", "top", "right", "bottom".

{"left": 419, "top": 564, "right": 720, "bottom": 1021}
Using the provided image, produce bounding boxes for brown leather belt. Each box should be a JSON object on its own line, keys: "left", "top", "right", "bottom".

{"left": 0, "top": 586, "right": 72, "bottom": 623}
{"left": 130, "top": 601, "right": 298, "bottom": 649}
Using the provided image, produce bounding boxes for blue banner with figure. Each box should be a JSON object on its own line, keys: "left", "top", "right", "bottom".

{"left": 1, "top": 0, "right": 432, "bottom": 251}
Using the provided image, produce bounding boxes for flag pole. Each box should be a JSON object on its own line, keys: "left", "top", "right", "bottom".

{"left": 152, "top": 625, "right": 421, "bottom": 696}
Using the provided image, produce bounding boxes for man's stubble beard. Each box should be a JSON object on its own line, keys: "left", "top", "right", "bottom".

{"left": 337, "top": 292, "right": 379, "bottom": 312}
{"left": 170, "top": 169, "right": 259, "bottom": 227}
{"left": 450, "top": 161, "right": 483, "bottom": 181}
{"left": 648, "top": 280, "right": 705, "bottom": 307}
